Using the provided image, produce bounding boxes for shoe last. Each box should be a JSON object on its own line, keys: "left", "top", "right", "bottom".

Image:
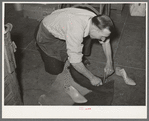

{"left": 115, "top": 67, "right": 136, "bottom": 86}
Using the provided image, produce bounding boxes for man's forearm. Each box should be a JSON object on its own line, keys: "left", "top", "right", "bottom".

{"left": 71, "top": 62, "right": 94, "bottom": 80}
{"left": 102, "top": 40, "right": 113, "bottom": 64}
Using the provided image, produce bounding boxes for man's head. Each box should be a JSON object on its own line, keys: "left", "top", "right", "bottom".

{"left": 89, "top": 15, "right": 114, "bottom": 42}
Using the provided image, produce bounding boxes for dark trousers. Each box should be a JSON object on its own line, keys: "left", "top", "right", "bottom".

{"left": 37, "top": 36, "right": 92, "bottom": 75}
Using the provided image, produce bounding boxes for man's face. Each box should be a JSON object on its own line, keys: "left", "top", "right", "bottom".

{"left": 89, "top": 25, "right": 111, "bottom": 42}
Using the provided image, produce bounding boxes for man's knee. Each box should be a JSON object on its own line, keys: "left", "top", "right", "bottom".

{"left": 37, "top": 46, "right": 65, "bottom": 75}
{"left": 45, "top": 60, "right": 65, "bottom": 75}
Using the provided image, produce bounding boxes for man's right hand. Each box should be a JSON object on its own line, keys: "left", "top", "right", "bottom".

{"left": 90, "top": 76, "right": 103, "bottom": 86}
{"left": 71, "top": 62, "right": 103, "bottom": 86}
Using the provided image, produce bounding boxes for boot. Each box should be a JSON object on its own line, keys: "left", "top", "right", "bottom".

{"left": 116, "top": 67, "right": 136, "bottom": 86}
{"left": 64, "top": 85, "right": 87, "bottom": 103}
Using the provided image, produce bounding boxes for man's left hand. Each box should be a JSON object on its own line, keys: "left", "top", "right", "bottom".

{"left": 104, "top": 63, "right": 114, "bottom": 78}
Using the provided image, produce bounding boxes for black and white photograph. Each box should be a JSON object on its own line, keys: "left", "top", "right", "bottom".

{"left": 2, "top": 1, "right": 147, "bottom": 119}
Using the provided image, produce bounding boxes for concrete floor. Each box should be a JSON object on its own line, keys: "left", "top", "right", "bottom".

{"left": 5, "top": 4, "right": 146, "bottom": 105}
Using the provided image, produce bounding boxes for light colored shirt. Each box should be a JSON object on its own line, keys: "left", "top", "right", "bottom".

{"left": 42, "top": 8, "right": 96, "bottom": 63}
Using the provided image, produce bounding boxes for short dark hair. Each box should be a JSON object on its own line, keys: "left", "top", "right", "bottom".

{"left": 92, "top": 15, "right": 114, "bottom": 32}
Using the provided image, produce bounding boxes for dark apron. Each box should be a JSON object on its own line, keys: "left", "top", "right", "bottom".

{"left": 36, "top": 22, "right": 68, "bottom": 62}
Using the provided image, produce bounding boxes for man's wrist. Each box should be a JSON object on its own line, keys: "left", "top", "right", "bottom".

{"left": 86, "top": 70, "right": 94, "bottom": 80}
{"left": 107, "top": 60, "right": 113, "bottom": 65}
{"left": 72, "top": 62, "right": 94, "bottom": 81}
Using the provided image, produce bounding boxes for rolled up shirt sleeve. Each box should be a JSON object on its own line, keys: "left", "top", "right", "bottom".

{"left": 65, "top": 19, "right": 84, "bottom": 63}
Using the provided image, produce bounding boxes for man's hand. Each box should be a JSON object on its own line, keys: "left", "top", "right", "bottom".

{"left": 90, "top": 76, "right": 103, "bottom": 86}
{"left": 101, "top": 38, "right": 114, "bottom": 78}
{"left": 72, "top": 62, "right": 103, "bottom": 86}
{"left": 104, "top": 63, "right": 114, "bottom": 78}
